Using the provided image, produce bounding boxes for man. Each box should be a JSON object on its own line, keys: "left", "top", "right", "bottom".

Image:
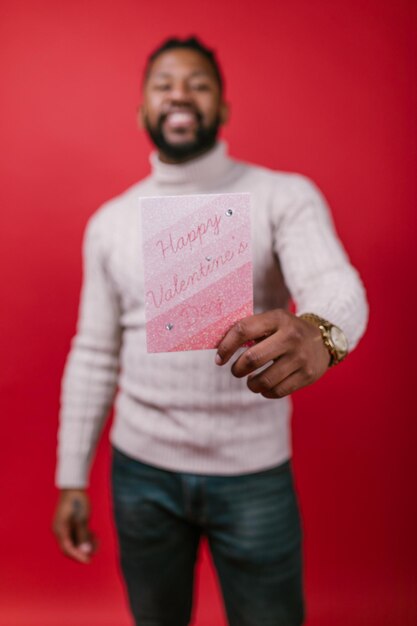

{"left": 53, "top": 37, "right": 368, "bottom": 626}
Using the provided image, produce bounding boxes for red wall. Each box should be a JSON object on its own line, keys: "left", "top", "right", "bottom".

{"left": 1, "top": 1, "right": 416, "bottom": 625}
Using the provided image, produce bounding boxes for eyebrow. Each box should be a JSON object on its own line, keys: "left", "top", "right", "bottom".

{"left": 151, "top": 70, "right": 214, "bottom": 80}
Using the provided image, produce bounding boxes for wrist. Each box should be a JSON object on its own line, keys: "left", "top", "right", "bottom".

{"left": 299, "top": 313, "right": 348, "bottom": 366}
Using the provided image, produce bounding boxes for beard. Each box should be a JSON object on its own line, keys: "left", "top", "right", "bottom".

{"left": 144, "top": 110, "right": 221, "bottom": 161}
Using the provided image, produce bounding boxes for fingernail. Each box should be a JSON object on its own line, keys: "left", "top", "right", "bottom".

{"left": 79, "top": 542, "right": 92, "bottom": 554}
{"left": 215, "top": 353, "right": 223, "bottom": 365}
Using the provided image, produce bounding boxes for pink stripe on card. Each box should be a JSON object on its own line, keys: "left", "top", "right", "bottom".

{"left": 146, "top": 262, "right": 253, "bottom": 353}
{"left": 170, "top": 300, "right": 253, "bottom": 352}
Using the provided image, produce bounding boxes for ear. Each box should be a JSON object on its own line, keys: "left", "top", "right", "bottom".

{"left": 219, "top": 101, "right": 230, "bottom": 126}
{"left": 137, "top": 104, "right": 146, "bottom": 129}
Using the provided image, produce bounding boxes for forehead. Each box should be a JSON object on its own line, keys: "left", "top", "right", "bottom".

{"left": 146, "top": 48, "right": 218, "bottom": 82}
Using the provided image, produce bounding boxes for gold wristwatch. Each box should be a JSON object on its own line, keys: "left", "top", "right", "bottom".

{"left": 299, "top": 313, "right": 348, "bottom": 367}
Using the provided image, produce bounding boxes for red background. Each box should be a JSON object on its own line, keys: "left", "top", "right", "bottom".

{"left": 1, "top": 1, "right": 416, "bottom": 624}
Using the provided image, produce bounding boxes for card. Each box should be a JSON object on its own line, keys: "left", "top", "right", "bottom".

{"left": 141, "top": 192, "right": 253, "bottom": 353}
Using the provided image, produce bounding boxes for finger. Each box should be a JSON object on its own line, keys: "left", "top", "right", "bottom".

{"left": 72, "top": 517, "right": 98, "bottom": 558}
{"left": 55, "top": 521, "right": 92, "bottom": 564}
{"left": 261, "top": 370, "right": 308, "bottom": 399}
{"left": 247, "top": 357, "right": 297, "bottom": 394}
{"left": 83, "top": 530, "right": 99, "bottom": 555}
{"left": 70, "top": 501, "right": 95, "bottom": 560}
{"left": 62, "top": 536, "right": 92, "bottom": 564}
{"left": 73, "top": 520, "right": 93, "bottom": 554}
{"left": 216, "top": 313, "right": 279, "bottom": 365}
{"left": 231, "top": 333, "right": 287, "bottom": 378}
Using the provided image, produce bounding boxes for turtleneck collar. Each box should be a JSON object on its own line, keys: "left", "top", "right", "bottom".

{"left": 149, "top": 141, "right": 235, "bottom": 186}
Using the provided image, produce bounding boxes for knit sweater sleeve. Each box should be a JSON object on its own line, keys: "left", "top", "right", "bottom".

{"left": 55, "top": 213, "right": 122, "bottom": 488}
{"left": 272, "top": 175, "right": 368, "bottom": 350}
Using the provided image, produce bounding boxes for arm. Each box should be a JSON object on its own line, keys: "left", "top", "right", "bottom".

{"left": 53, "top": 214, "right": 122, "bottom": 560}
{"left": 215, "top": 176, "right": 368, "bottom": 398}
{"left": 56, "top": 214, "right": 122, "bottom": 487}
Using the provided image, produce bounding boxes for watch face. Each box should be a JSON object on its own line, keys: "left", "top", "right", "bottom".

{"left": 330, "top": 326, "right": 348, "bottom": 352}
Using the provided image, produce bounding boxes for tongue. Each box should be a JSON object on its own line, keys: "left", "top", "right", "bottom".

{"left": 165, "top": 112, "right": 196, "bottom": 129}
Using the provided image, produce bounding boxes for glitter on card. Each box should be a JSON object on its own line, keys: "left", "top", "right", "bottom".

{"left": 141, "top": 192, "right": 253, "bottom": 353}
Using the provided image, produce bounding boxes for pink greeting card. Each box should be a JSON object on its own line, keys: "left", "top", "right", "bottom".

{"left": 141, "top": 193, "right": 253, "bottom": 353}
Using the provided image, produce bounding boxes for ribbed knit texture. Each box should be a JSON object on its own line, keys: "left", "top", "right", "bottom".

{"left": 56, "top": 142, "right": 368, "bottom": 488}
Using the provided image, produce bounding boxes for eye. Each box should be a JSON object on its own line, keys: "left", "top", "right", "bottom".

{"left": 190, "top": 83, "right": 211, "bottom": 92}
{"left": 153, "top": 83, "right": 171, "bottom": 92}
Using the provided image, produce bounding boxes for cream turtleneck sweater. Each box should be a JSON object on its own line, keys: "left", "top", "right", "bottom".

{"left": 56, "top": 142, "right": 368, "bottom": 488}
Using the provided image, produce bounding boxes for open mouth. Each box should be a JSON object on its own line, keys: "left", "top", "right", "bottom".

{"left": 162, "top": 110, "right": 201, "bottom": 133}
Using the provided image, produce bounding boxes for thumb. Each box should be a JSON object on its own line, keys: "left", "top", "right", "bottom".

{"left": 78, "top": 541, "right": 93, "bottom": 555}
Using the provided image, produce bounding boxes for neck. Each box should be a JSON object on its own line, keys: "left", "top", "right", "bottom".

{"left": 149, "top": 140, "right": 235, "bottom": 186}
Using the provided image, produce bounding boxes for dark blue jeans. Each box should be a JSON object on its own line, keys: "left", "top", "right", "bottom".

{"left": 111, "top": 446, "right": 304, "bottom": 626}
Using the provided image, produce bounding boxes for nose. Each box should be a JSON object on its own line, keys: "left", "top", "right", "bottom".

{"left": 168, "top": 81, "right": 193, "bottom": 103}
